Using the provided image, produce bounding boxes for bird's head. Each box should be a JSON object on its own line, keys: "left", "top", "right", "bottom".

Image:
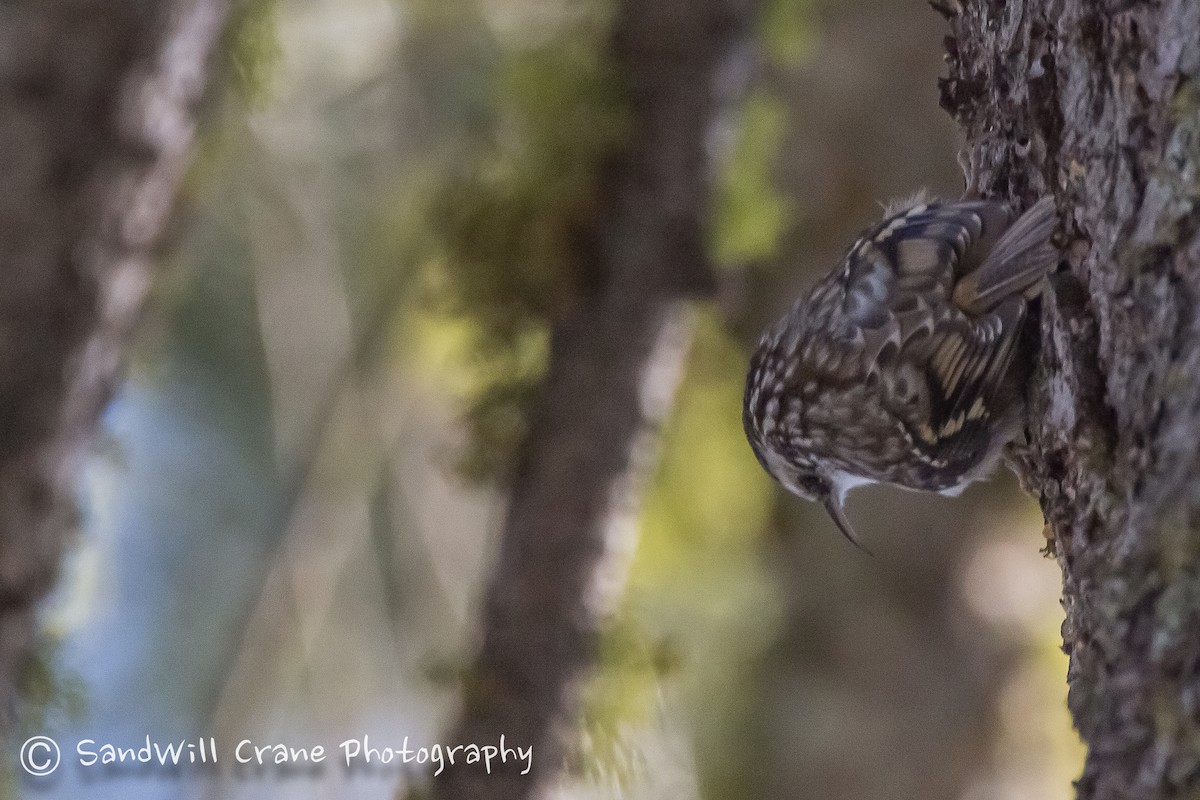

{"left": 743, "top": 359, "right": 869, "bottom": 553}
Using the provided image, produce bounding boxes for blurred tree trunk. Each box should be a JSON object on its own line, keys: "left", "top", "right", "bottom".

{"left": 0, "top": 0, "right": 228, "bottom": 717}
{"left": 424, "top": 0, "right": 757, "bottom": 798}
{"left": 945, "top": 2, "right": 1200, "bottom": 798}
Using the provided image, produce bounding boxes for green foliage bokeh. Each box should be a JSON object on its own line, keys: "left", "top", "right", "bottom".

{"left": 414, "top": 1, "right": 628, "bottom": 481}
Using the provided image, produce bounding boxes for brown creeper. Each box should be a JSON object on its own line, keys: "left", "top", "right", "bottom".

{"left": 743, "top": 195, "right": 1058, "bottom": 550}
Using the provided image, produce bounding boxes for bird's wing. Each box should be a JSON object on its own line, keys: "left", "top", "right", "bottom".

{"left": 844, "top": 197, "right": 1058, "bottom": 322}
{"left": 842, "top": 200, "right": 1003, "bottom": 372}
{"left": 908, "top": 297, "right": 1026, "bottom": 466}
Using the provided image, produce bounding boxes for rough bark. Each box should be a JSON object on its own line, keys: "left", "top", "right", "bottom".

{"left": 943, "top": 2, "right": 1200, "bottom": 798}
{"left": 423, "top": 1, "right": 757, "bottom": 798}
{"left": 0, "top": 0, "right": 228, "bottom": 715}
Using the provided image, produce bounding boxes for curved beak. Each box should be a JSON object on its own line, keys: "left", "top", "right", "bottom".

{"left": 823, "top": 492, "right": 872, "bottom": 556}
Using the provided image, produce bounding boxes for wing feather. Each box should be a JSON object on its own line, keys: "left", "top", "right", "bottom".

{"left": 836, "top": 197, "right": 1054, "bottom": 471}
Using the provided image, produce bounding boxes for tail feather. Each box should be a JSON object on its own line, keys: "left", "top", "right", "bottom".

{"left": 953, "top": 197, "right": 1058, "bottom": 316}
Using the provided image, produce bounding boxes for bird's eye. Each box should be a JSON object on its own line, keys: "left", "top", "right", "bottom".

{"left": 794, "top": 472, "right": 827, "bottom": 501}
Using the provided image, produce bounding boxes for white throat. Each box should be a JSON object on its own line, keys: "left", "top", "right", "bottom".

{"left": 828, "top": 470, "right": 875, "bottom": 502}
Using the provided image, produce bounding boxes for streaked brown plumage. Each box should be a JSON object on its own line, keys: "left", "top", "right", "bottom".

{"left": 743, "top": 195, "right": 1058, "bottom": 550}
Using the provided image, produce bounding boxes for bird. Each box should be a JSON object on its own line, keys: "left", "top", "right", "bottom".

{"left": 742, "top": 194, "right": 1058, "bottom": 552}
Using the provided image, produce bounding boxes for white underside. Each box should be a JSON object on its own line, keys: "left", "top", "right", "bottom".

{"left": 829, "top": 468, "right": 983, "bottom": 502}
{"left": 828, "top": 470, "right": 875, "bottom": 502}
{"left": 769, "top": 444, "right": 1007, "bottom": 504}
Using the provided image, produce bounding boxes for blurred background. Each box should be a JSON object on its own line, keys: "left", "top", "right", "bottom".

{"left": 19, "top": 0, "right": 1081, "bottom": 798}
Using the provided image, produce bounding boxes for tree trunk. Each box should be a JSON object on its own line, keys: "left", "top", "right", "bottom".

{"left": 944, "top": 2, "right": 1200, "bottom": 798}
{"left": 423, "top": 0, "right": 757, "bottom": 798}
{"left": 0, "top": 0, "right": 228, "bottom": 716}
